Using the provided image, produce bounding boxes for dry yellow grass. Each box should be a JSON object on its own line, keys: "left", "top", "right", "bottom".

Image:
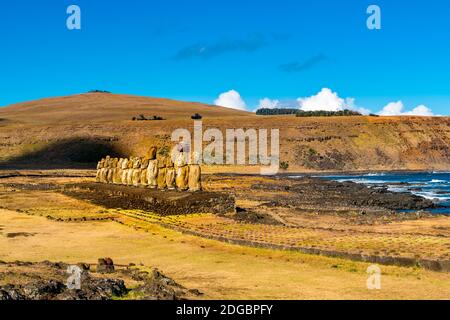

{"left": 0, "top": 173, "right": 449, "bottom": 299}
{"left": 0, "top": 92, "right": 250, "bottom": 124}
{"left": 116, "top": 210, "right": 450, "bottom": 261}
{"left": 1, "top": 175, "right": 449, "bottom": 266}
{"left": 1, "top": 209, "right": 450, "bottom": 300}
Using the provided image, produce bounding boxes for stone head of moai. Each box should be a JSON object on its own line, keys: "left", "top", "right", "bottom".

{"left": 140, "top": 157, "right": 148, "bottom": 168}
{"left": 103, "top": 156, "right": 110, "bottom": 168}
{"left": 189, "top": 151, "right": 201, "bottom": 165}
{"left": 146, "top": 147, "right": 157, "bottom": 160}
{"left": 174, "top": 151, "right": 188, "bottom": 167}
{"left": 157, "top": 154, "right": 167, "bottom": 169}
{"left": 127, "top": 157, "right": 134, "bottom": 169}
{"left": 165, "top": 156, "right": 174, "bottom": 168}
{"left": 133, "top": 157, "right": 142, "bottom": 169}
{"left": 176, "top": 142, "right": 190, "bottom": 153}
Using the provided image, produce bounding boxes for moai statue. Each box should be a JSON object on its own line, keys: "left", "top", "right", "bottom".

{"left": 107, "top": 156, "right": 113, "bottom": 183}
{"left": 101, "top": 157, "right": 107, "bottom": 183}
{"left": 96, "top": 158, "right": 104, "bottom": 183}
{"left": 106, "top": 158, "right": 113, "bottom": 184}
{"left": 114, "top": 158, "right": 124, "bottom": 184}
{"left": 176, "top": 164, "right": 189, "bottom": 191}
{"left": 140, "top": 158, "right": 149, "bottom": 187}
{"left": 98, "top": 158, "right": 105, "bottom": 183}
{"left": 165, "top": 157, "right": 176, "bottom": 190}
{"left": 188, "top": 152, "right": 202, "bottom": 192}
{"left": 121, "top": 158, "right": 129, "bottom": 185}
{"left": 126, "top": 157, "right": 134, "bottom": 186}
{"left": 175, "top": 153, "right": 189, "bottom": 191}
{"left": 174, "top": 149, "right": 188, "bottom": 168}
{"left": 146, "top": 148, "right": 158, "bottom": 189}
{"left": 146, "top": 146, "right": 157, "bottom": 160}
{"left": 132, "top": 157, "right": 142, "bottom": 187}
{"left": 157, "top": 155, "right": 167, "bottom": 190}
{"left": 100, "top": 156, "right": 111, "bottom": 183}
{"left": 108, "top": 158, "right": 118, "bottom": 184}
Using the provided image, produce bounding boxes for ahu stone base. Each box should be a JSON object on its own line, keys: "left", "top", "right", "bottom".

{"left": 63, "top": 183, "right": 235, "bottom": 216}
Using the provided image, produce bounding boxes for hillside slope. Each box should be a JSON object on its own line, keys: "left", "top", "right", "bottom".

{"left": 0, "top": 92, "right": 251, "bottom": 124}
{"left": 0, "top": 93, "right": 449, "bottom": 172}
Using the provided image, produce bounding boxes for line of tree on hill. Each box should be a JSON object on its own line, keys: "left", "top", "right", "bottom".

{"left": 88, "top": 90, "right": 111, "bottom": 94}
{"left": 256, "top": 108, "right": 298, "bottom": 115}
{"left": 132, "top": 114, "right": 165, "bottom": 121}
{"left": 296, "top": 109, "right": 362, "bottom": 117}
{"left": 256, "top": 108, "right": 379, "bottom": 117}
{"left": 131, "top": 114, "right": 203, "bottom": 121}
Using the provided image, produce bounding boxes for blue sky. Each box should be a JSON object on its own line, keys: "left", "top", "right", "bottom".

{"left": 0, "top": 0, "right": 449, "bottom": 115}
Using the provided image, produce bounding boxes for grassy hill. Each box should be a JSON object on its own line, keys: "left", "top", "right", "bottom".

{"left": 0, "top": 92, "right": 250, "bottom": 124}
{"left": 0, "top": 92, "right": 449, "bottom": 172}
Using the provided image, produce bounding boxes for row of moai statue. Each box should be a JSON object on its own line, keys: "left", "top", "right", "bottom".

{"left": 95, "top": 147, "right": 202, "bottom": 191}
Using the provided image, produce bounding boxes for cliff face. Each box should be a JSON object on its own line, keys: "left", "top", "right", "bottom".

{"left": 0, "top": 94, "right": 449, "bottom": 172}
{"left": 278, "top": 116, "right": 450, "bottom": 172}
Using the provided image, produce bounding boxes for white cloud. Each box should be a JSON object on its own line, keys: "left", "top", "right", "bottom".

{"left": 213, "top": 88, "right": 437, "bottom": 117}
{"left": 404, "top": 105, "right": 434, "bottom": 116}
{"left": 377, "top": 101, "right": 403, "bottom": 116}
{"left": 258, "top": 97, "right": 280, "bottom": 109}
{"left": 297, "top": 88, "right": 370, "bottom": 114}
{"left": 214, "top": 90, "right": 247, "bottom": 111}
{"left": 298, "top": 88, "right": 344, "bottom": 112}
{"left": 378, "top": 101, "right": 434, "bottom": 116}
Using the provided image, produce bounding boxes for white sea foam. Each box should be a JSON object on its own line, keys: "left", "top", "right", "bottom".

{"left": 410, "top": 190, "right": 450, "bottom": 202}
{"left": 411, "top": 191, "right": 440, "bottom": 201}
{"left": 364, "top": 173, "right": 386, "bottom": 177}
{"left": 387, "top": 187, "right": 408, "bottom": 193}
{"left": 336, "top": 178, "right": 386, "bottom": 184}
{"left": 316, "top": 172, "right": 450, "bottom": 204}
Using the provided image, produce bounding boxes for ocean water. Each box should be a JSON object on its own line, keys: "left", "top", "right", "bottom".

{"left": 315, "top": 171, "right": 450, "bottom": 214}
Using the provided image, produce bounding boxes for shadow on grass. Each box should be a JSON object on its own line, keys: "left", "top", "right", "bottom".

{"left": 0, "top": 137, "right": 125, "bottom": 169}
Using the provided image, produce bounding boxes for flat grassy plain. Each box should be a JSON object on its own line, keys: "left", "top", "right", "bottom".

{"left": 0, "top": 173, "right": 449, "bottom": 299}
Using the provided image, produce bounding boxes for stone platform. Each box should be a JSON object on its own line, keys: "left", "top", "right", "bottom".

{"left": 63, "top": 183, "right": 236, "bottom": 216}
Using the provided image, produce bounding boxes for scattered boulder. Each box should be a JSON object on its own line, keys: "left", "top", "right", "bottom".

{"left": 0, "top": 277, "right": 127, "bottom": 301}
{"left": 56, "top": 278, "right": 127, "bottom": 300}
{"left": 22, "top": 280, "right": 66, "bottom": 300}
{"left": 97, "top": 258, "right": 115, "bottom": 274}
{"left": 129, "top": 268, "right": 200, "bottom": 300}
{"left": 0, "top": 260, "right": 201, "bottom": 300}
{"left": 0, "top": 285, "right": 26, "bottom": 300}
